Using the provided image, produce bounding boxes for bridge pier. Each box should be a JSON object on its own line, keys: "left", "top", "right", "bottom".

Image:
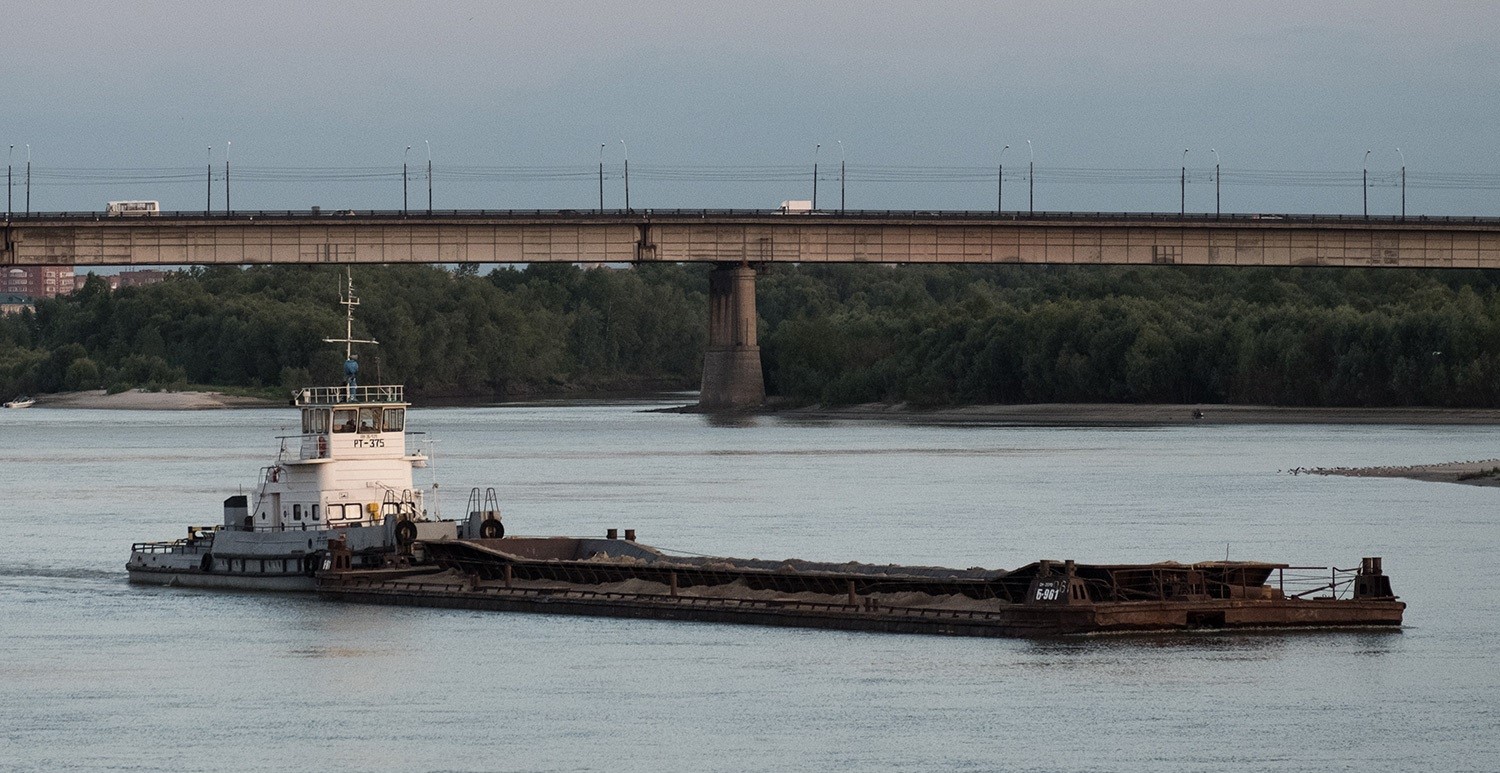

{"left": 699, "top": 263, "right": 764, "bottom": 410}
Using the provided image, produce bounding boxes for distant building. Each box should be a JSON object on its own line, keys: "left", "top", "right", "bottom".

{"left": 73, "top": 269, "right": 171, "bottom": 292}
{"left": 0, "top": 293, "right": 35, "bottom": 315}
{"left": 2, "top": 266, "right": 75, "bottom": 298}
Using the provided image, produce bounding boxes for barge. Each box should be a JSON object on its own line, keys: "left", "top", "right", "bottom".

{"left": 315, "top": 536, "right": 1404, "bottom": 637}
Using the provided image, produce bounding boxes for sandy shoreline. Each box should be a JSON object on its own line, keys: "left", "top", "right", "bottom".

{"left": 774, "top": 402, "right": 1500, "bottom": 426}
{"left": 1299, "top": 459, "right": 1500, "bottom": 488}
{"left": 32, "top": 389, "right": 278, "bottom": 410}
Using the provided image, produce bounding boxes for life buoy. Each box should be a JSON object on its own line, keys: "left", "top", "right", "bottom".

{"left": 200, "top": 552, "right": 214, "bottom": 573}
{"left": 394, "top": 520, "right": 418, "bottom": 546}
{"left": 479, "top": 518, "right": 504, "bottom": 539}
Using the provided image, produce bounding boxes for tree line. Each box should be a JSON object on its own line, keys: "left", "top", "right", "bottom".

{"left": 4, "top": 262, "right": 1500, "bottom": 408}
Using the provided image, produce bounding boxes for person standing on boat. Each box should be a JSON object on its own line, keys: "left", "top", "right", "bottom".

{"left": 344, "top": 354, "right": 360, "bottom": 388}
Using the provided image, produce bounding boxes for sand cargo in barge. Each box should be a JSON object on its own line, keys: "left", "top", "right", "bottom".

{"left": 316, "top": 536, "right": 1404, "bottom": 638}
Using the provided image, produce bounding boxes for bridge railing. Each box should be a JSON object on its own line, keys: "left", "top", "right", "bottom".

{"left": 7, "top": 209, "right": 1500, "bottom": 226}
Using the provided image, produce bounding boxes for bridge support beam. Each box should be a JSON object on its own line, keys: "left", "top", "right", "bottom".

{"left": 699, "top": 263, "right": 764, "bottom": 410}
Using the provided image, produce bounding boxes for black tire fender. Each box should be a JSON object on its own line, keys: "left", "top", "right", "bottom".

{"left": 479, "top": 518, "right": 504, "bottom": 539}
{"left": 395, "top": 519, "right": 418, "bottom": 546}
{"left": 200, "top": 552, "right": 214, "bottom": 573}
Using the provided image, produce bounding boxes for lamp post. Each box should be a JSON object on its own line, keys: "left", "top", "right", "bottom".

{"left": 1026, "top": 139, "right": 1034, "bottom": 215}
{"left": 24, "top": 145, "right": 30, "bottom": 215}
{"left": 1211, "top": 148, "right": 1221, "bottom": 218}
{"left": 620, "top": 139, "right": 630, "bottom": 211}
{"left": 224, "top": 141, "right": 231, "bottom": 214}
{"left": 206, "top": 146, "right": 212, "bottom": 215}
{"left": 1396, "top": 146, "right": 1406, "bottom": 219}
{"left": 1362, "top": 148, "right": 1371, "bottom": 218}
{"left": 6, "top": 144, "right": 12, "bottom": 220}
{"left": 598, "top": 143, "right": 606, "bottom": 212}
{"left": 425, "top": 140, "right": 432, "bottom": 215}
{"left": 1180, "top": 148, "right": 1189, "bottom": 216}
{"left": 812, "top": 143, "right": 820, "bottom": 210}
{"left": 403, "top": 145, "right": 411, "bottom": 214}
{"left": 837, "top": 140, "right": 846, "bottom": 212}
{"left": 997, "top": 144, "right": 1009, "bottom": 213}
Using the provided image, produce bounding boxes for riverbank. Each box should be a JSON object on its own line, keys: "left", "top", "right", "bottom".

{"left": 33, "top": 389, "right": 279, "bottom": 410}
{"left": 770, "top": 402, "right": 1500, "bottom": 426}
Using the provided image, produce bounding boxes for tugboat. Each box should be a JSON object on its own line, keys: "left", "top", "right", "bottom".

{"left": 127, "top": 272, "right": 502, "bottom": 591}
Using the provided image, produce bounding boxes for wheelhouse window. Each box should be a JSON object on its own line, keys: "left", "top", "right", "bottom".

{"left": 333, "top": 409, "right": 357, "bottom": 433}
{"left": 383, "top": 408, "right": 405, "bottom": 432}
{"left": 302, "top": 409, "right": 331, "bottom": 434}
{"left": 358, "top": 408, "right": 378, "bottom": 433}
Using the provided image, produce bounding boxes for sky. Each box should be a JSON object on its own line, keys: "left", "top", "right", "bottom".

{"left": 2, "top": 1, "right": 1497, "bottom": 215}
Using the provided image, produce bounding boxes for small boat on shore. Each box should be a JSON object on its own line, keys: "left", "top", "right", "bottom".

{"left": 3, "top": 395, "right": 35, "bottom": 409}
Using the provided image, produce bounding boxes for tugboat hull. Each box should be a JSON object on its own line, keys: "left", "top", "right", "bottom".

{"left": 128, "top": 567, "right": 316, "bottom": 592}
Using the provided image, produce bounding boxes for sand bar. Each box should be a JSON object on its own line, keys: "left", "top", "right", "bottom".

{"left": 32, "top": 389, "right": 277, "bottom": 410}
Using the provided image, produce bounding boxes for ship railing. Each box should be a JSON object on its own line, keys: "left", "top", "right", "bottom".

{"left": 1278, "top": 566, "right": 1360, "bottom": 601}
{"left": 131, "top": 540, "right": 211, "bottom": 555}
{"left": 275, "top": 433, "right": 427, "bottom": 461}
{"left": 293, "top": 384, "right": 404, "bottom": 406}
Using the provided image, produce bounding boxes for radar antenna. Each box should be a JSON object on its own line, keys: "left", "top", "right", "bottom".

{"left": 323, "top": 267, "right": 378, "bottom": 361}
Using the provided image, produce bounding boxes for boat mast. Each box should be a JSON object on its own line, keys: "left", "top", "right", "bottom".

{"left": 322, "top": 267, "right": 378, "bottom": 362}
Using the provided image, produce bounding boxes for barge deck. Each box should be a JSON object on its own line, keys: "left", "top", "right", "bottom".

{"left": 315, "top": 537, "right": 1404, "bottom": 638}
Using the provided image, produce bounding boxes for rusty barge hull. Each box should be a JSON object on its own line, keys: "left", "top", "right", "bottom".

{"left": 312, "top": 537, "right": 1405, "bottom": 638}
{"left": 317, "top": 578, "right": 1404, "bottom": 638}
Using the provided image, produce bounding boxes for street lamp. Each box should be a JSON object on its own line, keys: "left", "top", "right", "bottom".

{"left": 1395, "top": 146, "right": 1407, "bottom": 219}
{"left": 1180, "top": 148, "right": 1189, "bottom": 216}
{"left": 1027, "top": 139, "right": 1034, "bottom": 215}
{"left": 425, "top": 140, "right": 432, "bottom": 215}
{"left": 225, "top": 140, "right": 231, "bottom": 214}
{"left": 206, "top": 146, "right": 213, "bottom": 215}
{"left": 997, "top": 144, "right": 1009, "bottom": 214}
{"left": 403, "top": 145, "right": 411, "bottom": 214}
{"left": 6, "top": 144, "right": 12, "bottom": 220}
{"left": 598, "top": 143, "right": 606, "bottom": 212}
{"left": 812, "top": 143, "right": 820, "bottom": 210}
{"left": 24, "top": 145, "right": 31, "bottom": 215}
{"left": 1211, "top": 148, "right": 1221, "bottom": 218}
{"left": 620, "top": 139, "right": 630, "bottom": 211}
{"left": 1362, "top": 148, "right": 1371, "bottom": 218}
{"left": 837, "top": 140, "right": 846, "bottom": 212}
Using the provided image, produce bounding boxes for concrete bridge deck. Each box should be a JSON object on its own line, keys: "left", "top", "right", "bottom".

{"left": 5, "top": 209, "right": 1499, "bottom": 269}
{"left": 8, "top": 208, "right": 1500, "bottom": 410}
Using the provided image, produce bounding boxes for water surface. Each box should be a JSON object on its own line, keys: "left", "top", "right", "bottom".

{"left": 3, "top": 403, "right": 1496, "bottom": 771}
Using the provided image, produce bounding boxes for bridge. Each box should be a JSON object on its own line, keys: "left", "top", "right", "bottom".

{"left": 6, "top": 209, "right": 1500, "bottom": 408}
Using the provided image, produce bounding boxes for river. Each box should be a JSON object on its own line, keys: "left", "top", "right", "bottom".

{"left": 3, "top": 400, "right": 1497, "bottom": 771}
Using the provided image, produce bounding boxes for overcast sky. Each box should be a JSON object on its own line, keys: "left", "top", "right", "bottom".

{"left": 2, "top": 1, "right": 1496, "bottom": 214}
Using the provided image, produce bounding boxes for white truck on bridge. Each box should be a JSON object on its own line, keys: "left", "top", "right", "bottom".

{"left": 106, "top": 201, "right": 160, "bottom": 217}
